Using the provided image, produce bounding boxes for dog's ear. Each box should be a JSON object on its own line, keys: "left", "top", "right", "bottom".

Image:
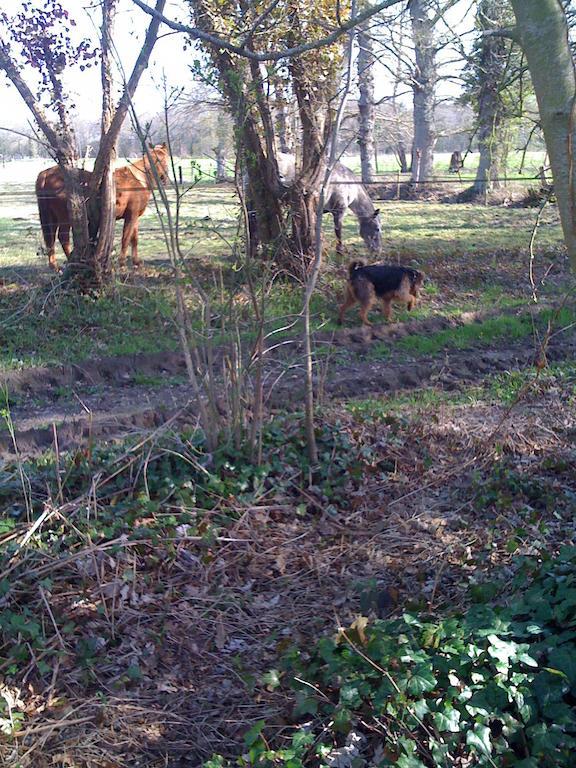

{"left": 373, "top": 209, "right": 380, "bottom": 218}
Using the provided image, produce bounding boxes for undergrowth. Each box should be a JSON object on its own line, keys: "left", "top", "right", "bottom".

{"left": 0, "top": 415, "right": 378, "bottom": 733}
{"left": 208, "top": 547, "right": 576, "bottom": 767}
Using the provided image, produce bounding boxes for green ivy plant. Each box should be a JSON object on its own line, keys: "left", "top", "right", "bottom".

{"left": 208, "top": 547, "right": 576, "bottom": 767}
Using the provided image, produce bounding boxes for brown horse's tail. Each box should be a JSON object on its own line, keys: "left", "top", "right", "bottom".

{"left": 35, "top": 171, "right": 57, "bottom": 250}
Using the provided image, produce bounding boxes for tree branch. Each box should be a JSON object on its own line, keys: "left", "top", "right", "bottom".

{"left": 481, "top": 26, "right": 519, "bottom": 42}
{"left": 0, "top": 35, "right": 66, "bottom": 162}
{"left": 130, "top": 0, "right": 406, "bottom": 61}
{"left": 90, "top": 0, "right": 166, "bottom": 192}
{"left": 0, "top": 125, "right": 53, "bottom": 152}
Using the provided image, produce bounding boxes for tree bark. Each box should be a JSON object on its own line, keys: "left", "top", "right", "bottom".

{"left": 511, "top": 0, "right": 576, "bottom": 267}
{"left": 87, "top": 0, "right": 118, "bottom": 283}
{"left": 409, "top": 0, "right": 437, "bottom": 184}
{"left": 214, "top": 111, "right": 228, "bottom": 181}
{"left": 357, "top": 22, "right": 376, "bottom": 183}
{"left": 471, "top": 0, "right": 510, "bottom": 196}
{"left": 274, "top": 80, "right": 292, "bottom": 153}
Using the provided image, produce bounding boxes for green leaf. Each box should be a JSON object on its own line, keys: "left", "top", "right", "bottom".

{"left": 244, "top": 720, "right": 265, "bottom": 748}
{"left": 487, "top": 634, "right": 518, "bottom": 669}
{"left": 432, "top": 706, "right": 461, "bottom": 733}
{"left": 293, "top": 694, "right": 318, "bottom": 717}
{"left": 548, "top": 645, "right": 576, "bottom": 684}
{"left": 466, "top": 723, "right": 492, "bottom": 756}
{"left": 396, "top": 756, "right": 426, "bottom": 768}
{"left": 406, "top": 664, "right": 437, "bottom": 695}
{"left": 333, "top": 706, "right": 352, "bottom": 734}
{"left": 261, "top": 669, "right": 281, "bottom": 691}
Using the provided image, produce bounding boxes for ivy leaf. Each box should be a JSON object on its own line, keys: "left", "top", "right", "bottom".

{"left": 396, "top": 756, "right": 427, "bottom": 768}
{"left": 293, "top": 694, "right": 318, "bottom": 717}
{"left": 406, "top": 664, "right": 437, "bottom": 695}
{"left": 487, "top": 634, "right": 518, "bottom": 670}
{"left": 547, "top": 646, "right": 576, "bottom": 684}
{"left": 243, "top": 720, "right": 265, "bottom": 748}
{"left": 262, "top": 669, "right": 281, "bottom": 691}
{"left": 466, "top": 723, "right": 492, "bottom": 756}
{"left": 433, "top": 706, "right": 461, "bottom": 733}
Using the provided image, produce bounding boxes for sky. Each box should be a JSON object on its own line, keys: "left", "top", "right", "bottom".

{"left": 1, "top": 0, "right": 474, "bottom": 130}
{"left": 1, "top": 0, "right": 193, "bottom": 127}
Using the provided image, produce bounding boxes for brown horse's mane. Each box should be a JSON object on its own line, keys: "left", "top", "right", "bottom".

{"left": 121, "top": 145, "right": 168, "bottom": 189}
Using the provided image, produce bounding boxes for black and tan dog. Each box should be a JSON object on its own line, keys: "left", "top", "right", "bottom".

{"left": 338, "top": 260, "right": 425, "bottom": 326}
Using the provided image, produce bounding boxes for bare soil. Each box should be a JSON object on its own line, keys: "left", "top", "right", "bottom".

{"left": 2, "top": 302, "right": 573, "bottom": 458}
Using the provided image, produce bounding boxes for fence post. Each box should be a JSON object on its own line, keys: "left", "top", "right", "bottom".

{"left": 178, "top": 166, "right": 183, "bottom": 185}
{"left": 396, "top": 170, "right": 401, "bottom": 199}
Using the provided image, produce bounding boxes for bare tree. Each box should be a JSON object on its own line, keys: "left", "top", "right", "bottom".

{"left": 469, "top": 0, "right": 516, "bottom": 195}
{"left": 0, "top": 0, "right": 166, "bottom": 287}
{"left": 409, "top": 0, "right": 438, "bottom": 183}
{"left": 133, "top": 0, "right": 406, "bottom": 267}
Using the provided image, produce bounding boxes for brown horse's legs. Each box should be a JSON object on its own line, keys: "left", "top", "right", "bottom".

{"left": 120, "top": 217, "right": 135, "bottom": 267}
{"left": 130, "top": 222, "right": 141, "bottom": 267}
{"left": 43, "top": 221, "right": 59, "bottom": 271}
{"left": 58, "top": 226, "right": 72, "bottom": 261}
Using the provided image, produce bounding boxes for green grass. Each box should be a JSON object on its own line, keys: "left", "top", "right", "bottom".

{"left": 346, "top": 358, "right": 576, "bottom": 422}
{"left": 341, "top": 149, "right": 548, "bottom": 179}
{"left": 397, "top": 306, "right": 576, "bottom": 357}
{"left": 0, "top": 161, "right": 570, "bottom": 372}
{"left": 0, "top": 287, "right": 179, "bottom": 370}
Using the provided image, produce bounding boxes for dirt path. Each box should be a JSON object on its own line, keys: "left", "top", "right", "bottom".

{"left": 0, "top": 308, "right": 576, "bottom": 457}
{"left": 2, "top": 303, "right": 573, "bottom": 457}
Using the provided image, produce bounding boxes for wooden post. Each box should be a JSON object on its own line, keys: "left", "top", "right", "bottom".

{"left": 178, "top": 165, "right": 183, "bottom": 185}
{"left": 396, "top": 170, "right": 401, "bottom": 199}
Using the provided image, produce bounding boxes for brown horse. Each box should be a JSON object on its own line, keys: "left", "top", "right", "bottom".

{"left": 36, "top": 143, "right": 170, "bottom": 270}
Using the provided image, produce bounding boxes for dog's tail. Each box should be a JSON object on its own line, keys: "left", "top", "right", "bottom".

{"left": 348, "top": 260, "right": 366, "bottom": 279}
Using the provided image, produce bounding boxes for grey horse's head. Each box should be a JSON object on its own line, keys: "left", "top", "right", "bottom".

{"left": 359, "top": 209, "right": 382, "bottom": 254}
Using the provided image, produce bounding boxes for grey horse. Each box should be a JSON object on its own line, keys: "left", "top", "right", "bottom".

{"left": 277, "top": 152, "right": 382, "bottom": 254}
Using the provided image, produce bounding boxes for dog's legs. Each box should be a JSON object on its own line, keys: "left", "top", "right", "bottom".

{"left": 382, "top": 299, "right": 393, "bottom": 322}
{"left": 338, "top": 285, "right": 357, "bottom": 325}
{"left": 407, "top": 296, "right": 416, "bottom": 311}
{"left": 359, "top": 296, "right": 374, "bottom": 326}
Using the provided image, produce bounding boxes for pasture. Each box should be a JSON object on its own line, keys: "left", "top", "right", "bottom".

{"left": 1, "top": 154, "right": 576, "bottom": 766}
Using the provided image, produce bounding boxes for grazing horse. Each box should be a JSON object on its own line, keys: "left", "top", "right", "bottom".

{"left": 36, "top": 143, "right": 169, "bottom": 270}
{"left": 277, "top": 152, "right": 382, "bottom": 254}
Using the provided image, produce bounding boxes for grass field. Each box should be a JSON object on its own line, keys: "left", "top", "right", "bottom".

{"left": 1, "top": 153, "right": 576, "bottom": 768}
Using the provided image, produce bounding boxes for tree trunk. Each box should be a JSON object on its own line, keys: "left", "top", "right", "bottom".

{"left": 397, "top": 140, "right": 409, "bottom": 173}
{"left": 214, "top": 110, "right": 228, "bottom": 182}
{"left": 289, "top": 182, "right": 320, "bottom": 267}
{"left": 471, "top": 0, "right": 509, "bottom": 196}
{"left": 409, "top": 0, "right": 437, "bottom": 184}
{"left": 274, "top": 81, "right": 292, "bottom": 153}
{"left": 511, "top": 0, "right": 576, "bottom": 267}
{"left": 357, "top": 23, "right": 376, "bottom": 183}
{"left": 85, "top": 0, "right": 118, "bottom": 284}
{"left": 288, "top": 43, "right": 333, "bottom": 264}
